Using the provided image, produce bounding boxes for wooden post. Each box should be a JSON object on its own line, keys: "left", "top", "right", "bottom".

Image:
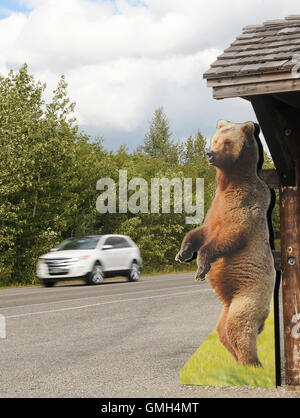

{"left": 280, "top": 156, "right": 300, "bottom": 389}
{"left": 251, "top": 95, "right": 300, "bottom": 387}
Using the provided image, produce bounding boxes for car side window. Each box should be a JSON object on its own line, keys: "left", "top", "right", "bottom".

{"left": 104, "top": 237, "right": 131, "bottom": 249}
{"left": 116, "top": 237, "right": 131, "bottom": 248}
{"left": 104, "top": 237, "right": 119, "bottom": 248}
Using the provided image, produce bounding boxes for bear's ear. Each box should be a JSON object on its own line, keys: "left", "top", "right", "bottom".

{"left": 242, "top": 122, "right": 255, "bottom": 135}
{"left": 217, "top": 120, "right": 230, "bottom": 129}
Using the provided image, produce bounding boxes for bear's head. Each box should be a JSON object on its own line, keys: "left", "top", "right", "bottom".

{"left": 207, "top": 120, "right": 259, "bottom": 171}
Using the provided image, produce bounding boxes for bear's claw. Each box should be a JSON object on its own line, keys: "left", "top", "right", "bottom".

{"left": 195, "top": 263, "right": 211, "bottom": 281}
{"left": 175, "top": 247, "right": 193, "bottom": 263}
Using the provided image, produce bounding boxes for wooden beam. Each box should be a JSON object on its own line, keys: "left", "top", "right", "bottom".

{"left": 250, "top": 96, "right": 295, "bottom": 186}
{"left": 258, "top": 169, "right": 280, "bottom": 189}
{"left": 212, "top": 78, "right": 300, "bottom": 100}
{"left": 207, "top": 71, "right": 294, "bottom": 88}
{"left": 275, "top": 104, "right": 300, "bottom": 388}
{"left": 279, "top": 174, "right": 300, "bottom": 387}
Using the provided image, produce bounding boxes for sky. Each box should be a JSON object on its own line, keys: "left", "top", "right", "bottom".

{"left": 0, "top": 0, "right": 300, "bottom": 151}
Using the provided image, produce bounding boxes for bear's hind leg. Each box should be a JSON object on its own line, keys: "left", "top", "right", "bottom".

{"left": 258, "top": 310, "right": 269, "bottom": 335}
{"left": 225, "top": 300, "right": 262, "bottom": 367}
{"left": 217, "top": 307, "right": 239, "bottom": 362}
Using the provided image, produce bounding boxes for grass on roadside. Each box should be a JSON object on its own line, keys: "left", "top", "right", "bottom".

{"left": 180, "top": 307, "right": 276, "bottom": 389}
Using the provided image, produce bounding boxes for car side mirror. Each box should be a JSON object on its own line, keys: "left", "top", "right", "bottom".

{"left": 50, "top": 248, "right": 58, "bottom": 252}
{"left": 102, "top": 245, "right": 113, "bottom": 251}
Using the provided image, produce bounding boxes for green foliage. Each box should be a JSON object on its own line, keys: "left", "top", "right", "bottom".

{"left": 0, "top": 65, "right": 80, "bottom": 284}
{"left": 183, "top": 130, "right": 208, "bottom": 163}
{"left": 0, "top": 66, "right": 278, "bottom": 286}
{"left": 137, "top": 106, "right": 180, "bottom": 164}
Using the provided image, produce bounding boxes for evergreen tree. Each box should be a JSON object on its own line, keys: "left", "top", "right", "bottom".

{"left": 184, "top": 130, "right": 207, "bottom": 163}
{"left": 138, "top": 107, "right": 179, "bottom": 163}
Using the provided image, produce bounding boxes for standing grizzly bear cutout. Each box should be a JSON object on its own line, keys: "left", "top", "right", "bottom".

{"left": 176, "top": 120, "right": 275, "bottom": 367}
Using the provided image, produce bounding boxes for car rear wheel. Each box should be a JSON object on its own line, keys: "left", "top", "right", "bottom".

{"left": 86, "top": 262, "right": 104, "bottom": 285}
{"left": 127, "top": 262, "right": 140, "bottom": 282}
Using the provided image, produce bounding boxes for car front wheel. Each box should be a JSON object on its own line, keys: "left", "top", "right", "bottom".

{"left": 127, "top": 262, "right": 141, "bottom": 282}
{"left": 42, "top": 280, "right": 55, "bottom": 288}
{"left": 86, "top": 262, "right": 104, "bottom": 285}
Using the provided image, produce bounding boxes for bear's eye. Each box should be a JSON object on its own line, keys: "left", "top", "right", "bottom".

{"left": 224, "top": 140, "right": 231, "bottom": 146}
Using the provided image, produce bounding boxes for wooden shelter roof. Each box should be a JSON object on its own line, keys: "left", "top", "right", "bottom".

{"left": 204, "top": 15, "right": 300, "bottom": 99}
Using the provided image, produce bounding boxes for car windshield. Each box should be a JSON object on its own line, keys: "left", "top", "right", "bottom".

{"left": 56, "top": 236, "right": 102, "bottom": 251}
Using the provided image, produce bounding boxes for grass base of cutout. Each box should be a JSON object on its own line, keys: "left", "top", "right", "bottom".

{"left": 180, "top": 308, "right": 276, "bottom": 388}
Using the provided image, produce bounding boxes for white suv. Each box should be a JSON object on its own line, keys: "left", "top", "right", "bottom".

{"left": 37, "top": 235, "right": 142, "bottom": 287}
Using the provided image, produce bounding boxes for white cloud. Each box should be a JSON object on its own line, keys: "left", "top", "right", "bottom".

{"left": 68, "top": 50, "right": 220, "bottom": 131}
{"left": 0, "top": 0, "right": 300, "bottom": 149}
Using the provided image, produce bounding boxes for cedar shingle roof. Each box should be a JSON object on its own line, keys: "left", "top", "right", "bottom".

{"left": 204, "top": 15, "right": 300, "bottom": 79}
{"left": 204, "top": 16, "right": 300, "bottom": 99}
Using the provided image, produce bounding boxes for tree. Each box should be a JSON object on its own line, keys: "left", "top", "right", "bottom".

{"left": 0, "top": 65, "right": 80, "bottom": 284}
{"left": 183, "top": 130, "right": 207, "bottom": 163}
{"left": 138, "top": 107, "right": 179, "bottom": 163}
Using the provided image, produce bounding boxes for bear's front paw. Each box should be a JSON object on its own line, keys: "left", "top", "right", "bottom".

{"left": 175, "top": 245, "right": 193, "bottom": 263}
{"left": 195, "top": 262, "right": 211, "bottom": 281}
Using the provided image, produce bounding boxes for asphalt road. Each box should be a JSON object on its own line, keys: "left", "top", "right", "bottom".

{"left": 0, "top": 273, "right": 299, "bottom": 398}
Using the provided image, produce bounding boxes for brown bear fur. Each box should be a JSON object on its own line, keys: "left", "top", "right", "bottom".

{"left": 176, "top": 120, "right": 275, "bottom": 367}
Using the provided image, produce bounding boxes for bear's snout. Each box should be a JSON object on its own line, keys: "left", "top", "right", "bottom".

{"left": 207, "top": 150, "right": 216, "bottom": 164}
